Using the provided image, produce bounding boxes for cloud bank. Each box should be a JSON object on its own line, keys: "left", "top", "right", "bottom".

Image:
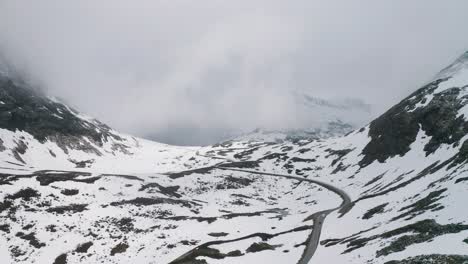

{"left": 1, "top": 0, "right": 468, "bottom": 145}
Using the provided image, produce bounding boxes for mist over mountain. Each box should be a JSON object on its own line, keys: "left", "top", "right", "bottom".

{"left": 1, "top": 49, "right": 468, "bottom": 264}
{"left": 146, "top": 93, "right": 373, "bottom": 145}
{"left": 2, "top": 2, "right": 468, "bottom": 264}
{"left": 2, "top": 1, "right": 468, "bottom": 145}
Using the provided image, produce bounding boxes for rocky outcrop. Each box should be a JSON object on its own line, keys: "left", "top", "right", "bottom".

{"left": 0, "top": 75, "right": 126, "bottom": 155}
{"left": 360, "top": 79, "right": 468, "bottom": 167}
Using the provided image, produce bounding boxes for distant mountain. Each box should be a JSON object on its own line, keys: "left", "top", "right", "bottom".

{"left": 221, "top": 93, "right": 372, "bottom": 144}
{"left": 146, "top": 92, "right": 373, "bottom": 146}
{"left": 229, "top": 120, "right": 354, "bottom": 144}
{"left": 1, "top": 52, "right": 468, "bottom": 264}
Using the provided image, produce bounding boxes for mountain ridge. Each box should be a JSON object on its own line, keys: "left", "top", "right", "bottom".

{"left": 0, "top": 52, "right": 468, "bottom": 263}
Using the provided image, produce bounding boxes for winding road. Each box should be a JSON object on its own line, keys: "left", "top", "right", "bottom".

{"left": 218, "top": 167, "right": 351, "bottom": 264}
{"left": 170, "top": 165, "right": 351, "bottom": 264}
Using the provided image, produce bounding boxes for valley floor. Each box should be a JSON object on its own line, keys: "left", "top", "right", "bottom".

{"left": 1, "top": 127, "right": 468, "bottom": 264}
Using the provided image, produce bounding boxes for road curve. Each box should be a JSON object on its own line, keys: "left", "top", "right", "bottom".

{"left": 169, "top": 165, "right": 351, "bottom": 264}
{"left": 218, "top": 167, "right": 352, "bottom": 264}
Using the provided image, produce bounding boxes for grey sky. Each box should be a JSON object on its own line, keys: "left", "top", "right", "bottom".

{"left": 1, "top": 1, "right": 468, "bottom": 145}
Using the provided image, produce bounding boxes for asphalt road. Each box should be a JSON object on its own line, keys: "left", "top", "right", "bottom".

{"left": 218, "top": 167, "right": 352, "bottom": 264}
{"left": 169, "top": 162, "right": 351, "bottom": 264}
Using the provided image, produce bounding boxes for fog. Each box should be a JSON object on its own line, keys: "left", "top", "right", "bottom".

{"left": 1, "top": 1, "right": 468, "bottom": 145}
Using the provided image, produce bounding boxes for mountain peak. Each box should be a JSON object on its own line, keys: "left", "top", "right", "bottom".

{"left": 433, "top": 51, "right": 468, "bottom": 81}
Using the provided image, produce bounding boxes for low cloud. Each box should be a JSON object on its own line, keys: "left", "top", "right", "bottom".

{"left": 1, "top": 1, "right": 468, "bottom": 145}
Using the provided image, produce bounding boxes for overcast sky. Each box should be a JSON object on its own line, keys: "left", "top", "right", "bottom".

{"left": 1, "top": 1, "right": 468, "bottom": 145}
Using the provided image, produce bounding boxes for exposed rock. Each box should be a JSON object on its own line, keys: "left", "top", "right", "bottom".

{"left": 139, "top": 183, "right": 182, "bottom": 198}
{"left": 6, "top": 188, "right": 40, "bottom": 201}
{"left": 385, "top": 254, "right": 468, "bottom": 264}
{"left": 46, "top": 204, "right": 88, "bottom": 214}
{"left": 360, "top": 81, "right": 468, "bottom": 167}
{"left": 0, "top": 224, "right": 10, "bottom": 233}
{"left": 35, "top": 171, "right": 98, "bottom": 186}
{"left": 392, "top": 189, "right": 446, "bottom": 221}
{"left": 110, "top": 197, "right": 197, "bottom": 208}
{"left": 12, "top": 139, "right": 28, "bottom": 164}
{"left": 68, "top": 159, "right": 95, "bottom": 168}
{"left": 0, "top": 138, "right": 5, "bottom": 151}
{"left": 207, "top": 232, "right": 229, "bottom": 238}
{"left": 0, "top": 75, "right": 126, "bottom": 154}
{"left": 15, "top": 232, "right": 46, "bottom": 248}
{"left": 75, "top": 242, "right": 93, "bottom": 253}
{"left": 362, "top": 203, "right": 388, "bottom": 220}
{"left": 53, "top": 253, "right": 67, "bottom": 264}
{"left": 60, "top": 189, "right": 79, "bottom": 196}
{"left": 342, "top": 219, "right": 468, "bottom": 256}
{"left": 110, "top": 242, "right": 129, "bottom": 256}
{"left": 246, "top": 242, "right": 277, "bottom": 253}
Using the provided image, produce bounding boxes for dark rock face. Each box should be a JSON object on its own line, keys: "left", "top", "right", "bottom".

{"left": 0, "top": 224, "right": 10, "bottom": 233}
{"left": 245, "top": 242, "right": 277, "bottom": 253}
{"left": 60, "top": 189, "right": 79, "bottom": 196}
{"left": 207, "top": 232, "right": 229, "bottom": 237}
{"left": 53, "top": 253, "right": 67, "bottom": 264}
{"left": 75, "top": 242, "right": 93, "bottom": 253}
{"left": 46, "top": 204, "right": 88, "bottom": 214}
{"left": 68, "top": 159, "right": 95, "bottom": 168}
{"left": 110, "top": 242, "right": 129, "bottom": 256}
{"left": 110, "top": 197, "right": 196, "bottom": 208}
{"left": 360, "top": 78, "right": 468, "bottom": 167}
{"left": 139, "top": 183, "right": 182, "bottom": 198}
{"left": 392, "top": 189, "right": 446, "bottom": 221}
{"left": 216, "top": 176, "right": 254, "bottom": 190}
{"left": 6, "top": 188, "right": 40, "bottom": 201}
{"left": 362, "top": 203, "right": 388, "bottom": 220}
{"left": 385, "top": 254, "right": 468, "bottom": 264}
{"left": 0, "top": 138, "right": 5, "bottom": 151}
{"left": 34, "top": 171, "right": 97, "bottom": 186}
{"left": 450, "top": 139, "right": 468, "bottom": 168}
{"left": 15, "top": 232, "right": 46, "bottom": 249}
{"left": 0, "top": 200, "right": 12, "bottom": 213}
{"left": 340, "top": 219, "right": 468, "bottom": 256}
{"left": 0, "top": 75, "right": 124, "bottom": 154}
{"left": 12, "top": 139, "right": 28, "bottom": 163}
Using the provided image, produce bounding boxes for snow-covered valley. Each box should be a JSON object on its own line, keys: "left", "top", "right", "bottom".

{"left": 1, "top": 52, "right": 468, "bottom": 263}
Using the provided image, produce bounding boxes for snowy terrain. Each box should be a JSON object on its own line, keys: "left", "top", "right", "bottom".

{"left": 1, "top": 52, "right": 468, "bottom": 264}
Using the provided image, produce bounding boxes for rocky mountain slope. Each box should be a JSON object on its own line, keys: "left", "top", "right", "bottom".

{"left": 0, "top": 73, "right": 207, "bottom": 173}
{"left": 1, "top": 52, "right": 468, "bottom": 264}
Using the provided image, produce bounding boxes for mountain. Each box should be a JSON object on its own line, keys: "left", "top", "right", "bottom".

{"left": 0, "top": 74, "right": 207, "bottom": 173}
{"left": 146, "top": 92, "right": 372, "bottom": 146}
{"left": 1, "top": 52, "right": 468, "bottom": 264}
{"left": 230, "top": 120, "right": 355, "bottom": 143}
{"left": 199, "top": 93, "right": 372, "bottom": 146}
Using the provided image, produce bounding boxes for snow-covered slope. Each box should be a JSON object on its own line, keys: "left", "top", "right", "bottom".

{"left": 0, "top": 75, "right": 214, "bottom": 173}
{"left": 1, "top": 52, "right": 468, "bottom": 264}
